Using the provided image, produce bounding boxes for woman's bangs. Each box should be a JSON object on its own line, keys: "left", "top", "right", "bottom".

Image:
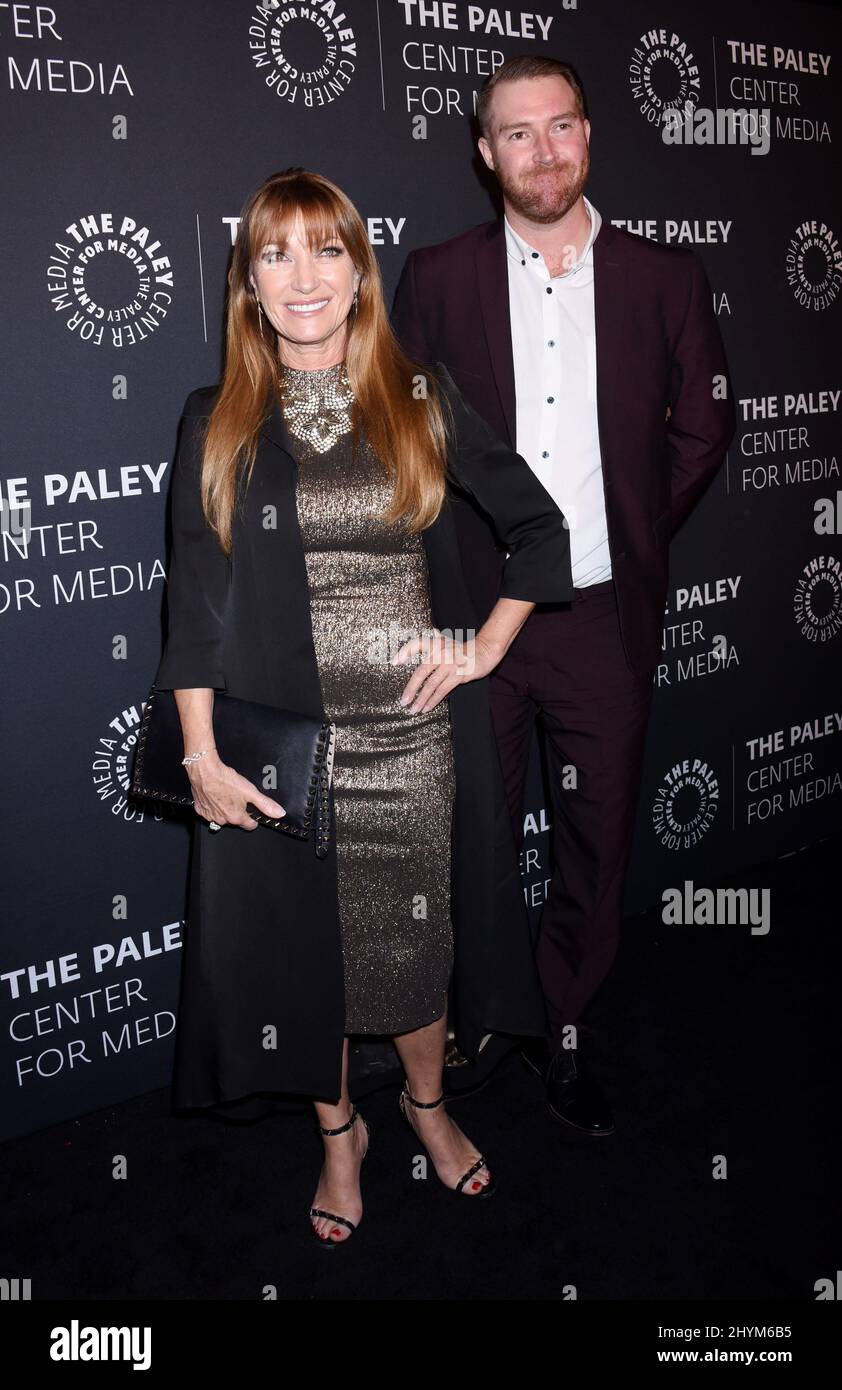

{"left": 252, "top": 192, "right": 347, "bottom": 259}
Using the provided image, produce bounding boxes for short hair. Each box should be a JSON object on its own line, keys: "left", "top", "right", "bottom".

{"left": 476, "top": 56, "right": 588, "bottom": 140}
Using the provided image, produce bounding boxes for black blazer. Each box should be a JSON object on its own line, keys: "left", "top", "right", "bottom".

{"left": 392, "top": 218, "right": 738, "bottom": 675}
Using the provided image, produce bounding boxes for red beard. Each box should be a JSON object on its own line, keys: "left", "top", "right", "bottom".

{"left": 499, "top": 154, "right": 590, "bottom": 224}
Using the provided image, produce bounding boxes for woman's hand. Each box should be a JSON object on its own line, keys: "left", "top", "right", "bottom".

{"left": 391, "top": 630, "right": 502, "bottom": 713}
{"left": 186, "top": 751, "right": 285, "bottom": 831}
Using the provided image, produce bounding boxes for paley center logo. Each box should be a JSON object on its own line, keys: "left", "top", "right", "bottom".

{"left": 248, "top": 0, "right": 358, "bottom": 106}
{"left": 793, "top": 555, "right": 842, "bottom": 643}
{"left": 629, "top": 27, "right": 701, "bottom": 128}
{"left": 92, "top": 701, "right": 165, "bottom": 826}
{"left": 46, "top": 212, "right": 174, "bottom": 348}
{"left": 631, "top": 29, "right": 769, "bottom": 151}
{"left": 652, "top": 756, "right": 720, "bottom": 850}
{"left": 785, "top": 220, "right": 842, "bottom": 311}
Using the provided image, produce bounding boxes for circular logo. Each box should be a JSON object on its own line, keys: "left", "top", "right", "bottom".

{"left": 249, "top": 0, "right": 358, "bottom": 106}
{"left": 785, "top": 221, "right": 842, "bottom": 311}
{"left": 793, "top": 555, "right": 842, "bottom": 642}
{"left": 92, "top": 703, "right": 167, "bottom": 825}
{"left": 46, "top": 212, "right": 174, "bottom": 348}
{"left": 629, "top": 30, "right": 702, "bottom": 128}
{"left": 652, "top": 757, "right": 720, "bottom": 850}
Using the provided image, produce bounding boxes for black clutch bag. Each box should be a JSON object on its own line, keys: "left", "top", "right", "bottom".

{"left": 130, "top": 685, "right": 337, "bottom": 858}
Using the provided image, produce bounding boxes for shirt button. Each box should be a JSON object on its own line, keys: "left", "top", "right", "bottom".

{"left": 531, "top": 251, "right": 539, "bottom": 258}
{"left": 548, "top": 339, "right": 555, "bottom": 347}
{"left": 546, "top": 286, "right": 553, "bottom": 294}
{"left": 542, "top": 451, "right": 549, "bottom": 459}
{"left": 547, "top": 396, "right": 555, "bottom": 404}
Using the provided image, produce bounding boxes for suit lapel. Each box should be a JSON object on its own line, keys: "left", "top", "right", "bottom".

{"left": 475, "top": 221, "right": 517, "bottom": 448}
{"left": 592, "top": 222, "right": 627, "bottom": 473}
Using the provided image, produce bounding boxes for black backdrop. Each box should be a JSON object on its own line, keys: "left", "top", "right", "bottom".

{"left": 1, "top": 0, "right": 840, "bottom": 1142}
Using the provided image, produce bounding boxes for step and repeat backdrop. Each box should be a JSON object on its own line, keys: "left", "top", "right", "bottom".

{"left": 1, "top": 0, "right": 840, "bottom": 1140}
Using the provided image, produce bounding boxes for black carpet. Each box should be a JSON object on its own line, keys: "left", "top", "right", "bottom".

{"left": 3, "top": 834, "right": 839, "bottom": 1301}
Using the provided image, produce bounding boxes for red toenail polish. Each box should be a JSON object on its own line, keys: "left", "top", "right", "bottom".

{"left": 332, "top": 1228, "right": 340, "bottom": 1236}
{"left": 472, "top": 1180, "right": 481, "bottom": 1190}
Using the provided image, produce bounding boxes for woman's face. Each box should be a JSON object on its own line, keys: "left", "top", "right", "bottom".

{"left": 249, "top": 213, "right": 361, "bottom": 362}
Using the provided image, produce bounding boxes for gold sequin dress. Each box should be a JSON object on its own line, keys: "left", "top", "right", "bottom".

{"left": 278, "top": 359, "right": 455, "bottom": 1035}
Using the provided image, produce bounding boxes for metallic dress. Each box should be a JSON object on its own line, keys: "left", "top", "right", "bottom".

{"left": 278, "top": 359, "right": 455, "bottom": 1035}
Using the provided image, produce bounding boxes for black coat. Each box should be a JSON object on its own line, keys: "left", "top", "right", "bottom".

{"left": 153, "top": 362, "right": 574, "bottom": 1114}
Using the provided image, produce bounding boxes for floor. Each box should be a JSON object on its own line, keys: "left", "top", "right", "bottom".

{"left": 2, "top": 833, "right": 838, "bottom": 1300}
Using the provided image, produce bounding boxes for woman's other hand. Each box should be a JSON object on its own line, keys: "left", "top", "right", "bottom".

{"left": 186, "top": 751, "right": 285, "bottom": 830}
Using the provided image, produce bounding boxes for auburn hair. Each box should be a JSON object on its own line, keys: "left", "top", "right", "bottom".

{"left": 195, "top": 168, "right": 453, "bottom": 555}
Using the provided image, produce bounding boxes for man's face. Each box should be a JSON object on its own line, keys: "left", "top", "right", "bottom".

{"left": 478, "top": 75, "right": 591, "bottom": 224}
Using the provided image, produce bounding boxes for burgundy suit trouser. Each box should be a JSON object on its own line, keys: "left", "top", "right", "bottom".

{"left": 488, "top": 578, "right": 654, "bottom": 1052}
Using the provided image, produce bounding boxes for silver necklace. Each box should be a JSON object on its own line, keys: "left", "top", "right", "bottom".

{"left": 277, "top": 359, "right": 355, "bottom": 454}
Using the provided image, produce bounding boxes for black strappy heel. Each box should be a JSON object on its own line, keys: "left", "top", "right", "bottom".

{"left": 309, "top": 1104, "right": 370, "bottom": 1246}
{"left": 398, "top": 1082, "right": 497, "bottom": 1198}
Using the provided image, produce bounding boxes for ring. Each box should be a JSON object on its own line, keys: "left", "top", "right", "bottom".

{"left": 208, "top": 821, "right": 222, "bottom": 832}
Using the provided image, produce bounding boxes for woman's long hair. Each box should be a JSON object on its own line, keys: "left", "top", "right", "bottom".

{"left": 198, "top": 168, "right": 452, "bottom": 554}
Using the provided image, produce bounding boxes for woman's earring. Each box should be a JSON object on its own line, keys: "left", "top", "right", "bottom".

{"left": 352, "top": 287, "right": 359, "bottom": 311}
{"left": 256, "top": 295, "right": 264, "bottom": 337}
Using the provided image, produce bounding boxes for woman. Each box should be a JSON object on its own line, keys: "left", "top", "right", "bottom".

{"left": 152, "top": 169, "right": 574, "bottom": 1245}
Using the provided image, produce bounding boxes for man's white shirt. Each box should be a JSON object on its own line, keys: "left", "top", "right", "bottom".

{"left": 504, "top": 195, "right": 612, "bottom": 588}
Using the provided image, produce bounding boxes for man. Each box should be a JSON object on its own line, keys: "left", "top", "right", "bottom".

{"left": 391, "top": 55, "right": 736, "bottom": 1134}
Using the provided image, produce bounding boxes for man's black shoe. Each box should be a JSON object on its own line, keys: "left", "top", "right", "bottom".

{"left": 520, "top": 1036, "right": 615, "bottom": 1135}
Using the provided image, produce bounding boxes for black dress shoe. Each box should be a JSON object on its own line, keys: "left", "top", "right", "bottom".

{"left": 520, "top": 1037, "right": 615, "bottom": 1135}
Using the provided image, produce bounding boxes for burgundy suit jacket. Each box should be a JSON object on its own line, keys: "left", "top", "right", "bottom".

{"left": 391, "top": 216, "right": 737, "bottom": 676}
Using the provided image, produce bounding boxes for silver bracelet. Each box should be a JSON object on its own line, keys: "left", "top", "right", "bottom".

{"left": 181, "top": 746, "right": 216, "bottom": 767}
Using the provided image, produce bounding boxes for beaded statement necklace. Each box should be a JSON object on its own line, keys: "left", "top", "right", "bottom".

{"left": 277, "top": 359, "right": 355, "bottom": 454}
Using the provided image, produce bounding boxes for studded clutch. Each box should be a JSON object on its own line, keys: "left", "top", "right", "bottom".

{"left": 130, "top": 685, "right": 337, "bottom": 858}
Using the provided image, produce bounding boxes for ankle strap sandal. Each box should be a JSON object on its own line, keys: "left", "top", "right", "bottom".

{"left": 398, "top": 1082, "right": 497, "bottom": 1199}
{"left": 310, "top": 1104, "right": 370, "bottom": 1245}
